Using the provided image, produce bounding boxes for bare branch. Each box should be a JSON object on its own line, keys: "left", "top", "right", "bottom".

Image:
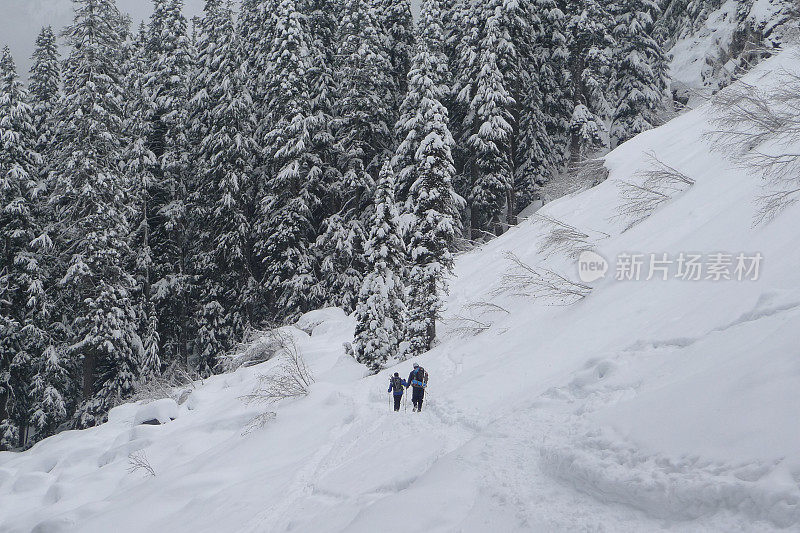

{"left": 613, "top": 153, "right": 695, "bottom": 231}
{"left": 127, "top": 450, "right": 156, "bottom": 477}
{"left": 240, "top": 336, "right": 314, "bottom": 407}
{"left": 494, "top": 252, "right": 591, "bottom": 305}
{"left": 705, "top": 68, "right": 800, "bottom": 224}
{"left": 534, "top": 214, "right": 607, "bottom": 260}
{"left": 463, "top": 301, "right": 510, "bottom": 316}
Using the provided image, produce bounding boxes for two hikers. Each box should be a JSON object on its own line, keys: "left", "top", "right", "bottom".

{"left": 387, "top": 363, "right": 429, "bottom": 412}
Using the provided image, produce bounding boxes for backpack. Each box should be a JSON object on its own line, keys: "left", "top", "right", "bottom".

{"left": 391, "top": 376, "right": 403, "bottom": 392}
{"left": 411, "top": 368, "right": 428, "bottom": 388}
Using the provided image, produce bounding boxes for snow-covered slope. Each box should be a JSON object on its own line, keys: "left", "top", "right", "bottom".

{"left": 3, "top": 49, "right": 800, "bottom": 533}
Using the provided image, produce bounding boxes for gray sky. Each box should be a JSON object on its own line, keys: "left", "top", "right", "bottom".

{"left": 1, "top": 0, "right": 420, "bottom": 79}
{"left": 0, "top": 0, "right": 203, "bottom": 77}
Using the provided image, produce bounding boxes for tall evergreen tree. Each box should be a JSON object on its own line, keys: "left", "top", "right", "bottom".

{"left": 374, "top": 0, "right": 416, "bottom": 110}
{"left": 146, "top": 0, "right": 194, "bottom": 369}
{"left": 316, "top": 0, "right": 395, "bottom": 312}
{"left": 402, "top": 0, "right": 459, "bottom": 357}
{"left": 353, "top": 161, "right": 406, "bottom": 372}
{"left": 28, "top": 27, "right": 61, "bottom": 159}
{"left": 609, "top": 0, "right": 669, "bottom": 147}
{"left": 49, "top": 0, "right": 142, "bottom": 427}
{"left": 0, "top": 48, "right": 46, "bottom": 448}
{"left": 565, "top": 0, "right": 615, "bottom": 161}
{"left": 467, "top": 7, "right": 515, "bottom": 238}
{"left": 190, "top": 0, "right": 258, "bottom": 375}
{"left": 533, "top": 0, "right": 572, "bottom": 170}
{"left": 124, "top": 23, "right": 161, "bottom": 380}
{"left": 257, "top": 0, "right": 324, "bottom": 319}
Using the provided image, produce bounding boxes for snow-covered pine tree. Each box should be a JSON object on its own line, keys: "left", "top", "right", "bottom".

{"left": 124, "top": 23, "right": 160, "bottom": 380}
{"left": 190, "top": 0, "right": 259, "bottom": 376}
{"left": 316, "top": 0, "right": 395, "bottom": 312}
{"left": 353, "top": 161, "right": 406, "bottom": 372}
{"left": 609, "top": 0, "right": 669, "bottom": 147}
{"left": 333, "top": 0, "right": 395, "bottom": 181}
{"left": 257, "top": 0, "right": 323, "bottom": 320}
{"left": 145, "top": 0, "right": 194, "bottom": 370}
{"left": 49, "top": 0, "right": 143, "bottom": 427}
{"left": 0, "top": 47, "right": 46, "bottom": 448}
{"left": 374, "top": 0, "right": 415, "bottom": 112}
{"left": 303, "top": 0, "right": 342, "bottom": 215}
{"left": 28, "top": 27, "right": 61, "bottom": 160}
{"left": 450, "top": 0, "right": 485, "bottom": 215}
{"left": 467, "top": 7, "right": 516, "bottom": 238}
{"left": 403, "top": 0, "right": 459, "bottom": 357}
{"left": 565, "top": 0, "right": 615, "bottom": 161}
{"left": 393, "top": 0, "right": 452, "bottom": 210}
{"left": 532, "top": 0, "right": 572, "bottom": 170}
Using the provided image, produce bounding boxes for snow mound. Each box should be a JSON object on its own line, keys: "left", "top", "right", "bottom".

{"left": 132, "top": 399, "right": 179, "bottom": 426}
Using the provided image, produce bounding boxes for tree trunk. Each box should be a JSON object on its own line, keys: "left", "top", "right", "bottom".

{"left": 82, "top": 350, "right": 96, "bottom": 400}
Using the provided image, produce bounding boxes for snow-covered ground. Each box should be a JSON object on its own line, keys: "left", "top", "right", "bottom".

{"left": 3, "top": 48, "right": 800, "bottom": 533}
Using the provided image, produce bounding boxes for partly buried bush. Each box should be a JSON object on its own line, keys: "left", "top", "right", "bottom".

{"left": 238, "top": 330, "right": 314, "bottom": 435}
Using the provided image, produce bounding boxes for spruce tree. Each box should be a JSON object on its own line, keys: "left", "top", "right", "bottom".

{"left": 0, "top": 48, "right": 45, "bottom": 448}
{"left": 190, "top": 0, "right": 258, "bottom": 375}
{"left": 403, "top": 0, "right": 459, "bottom": 357}
{"left": 316, "top": 0, "right": 395, "bottom": 311}
{"left": 565, "top": 0, "right": 615, "bottom": 161}
{"left": 353, "top": 161, "right": 406, "bottom": 372}
{"left": 124, "top": 23, "right": 161, "bottom": 380}
{"left": 28, "top": 27, "right": 61, "bottom": 159}
{"left": 467, "top": 8, "right": 515, "bottom": 238}
{"left": 49, "top": 0, "right": 142, "bottom": 427}
{"left": 146, "top": 0, "right": 194, "bottom": 369}
{"left": 533, "top": 0, "right": 572, "bottom": 170}
{"left": 257, "top": 0, "right": 323, "bottom": 319}
{"left": 333, "top": 0, "right": 395, "bottom": 180}
{"left": 609, "top": 0, "right": 669, "bottom": 147}
{"left": 375, "top": 0, "right": 416, "bottom": 110}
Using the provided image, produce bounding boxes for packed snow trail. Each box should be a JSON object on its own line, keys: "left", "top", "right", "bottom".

{"left": 3, "top": 49, "right": 800, "bottom": 532}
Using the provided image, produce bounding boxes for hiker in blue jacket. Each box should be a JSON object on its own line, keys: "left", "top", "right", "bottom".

{"left": 407, "top": 363, "right": 428, "bottom": 412}
{"left": 388, "top": 373, "right": 407, "bottom": 412}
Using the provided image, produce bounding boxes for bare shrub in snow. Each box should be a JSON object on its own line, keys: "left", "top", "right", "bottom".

{"left": 130, "top": 363, "right": 197, "bottom": 404}
{"left": 446, "top": 314, "right": 492, "bottom": 337}
{"left": 220, "top": 324, "right": 293, "bottom": 372}
{"left": 535, "top": 214, "right": 608, "bottom": 260}
{"left": 615, "top": 152, "right": 695, "bottom": 230}
{"left": 240, "top": 335, "right": 314, "bottom": 406}
{"left": 495, "top": 252, "right": 591, "bottom": 305}
{"left": 707, "top": 67, "right": 800, "bottom": 224}
{"left": 541, "top": 158, "right": 609, "bottom": 202}
{"left": 445, "top": 301, "right": 509, "bottom": 338}
{"left": 128, "top": 450, "right": 156, "bottom": 477}
{"left": 571, "top": 157, "right": 609, "bottom": 187}
{"left": 463, "top": 301, "right": 510, "bottom": 317}
{"left": 241, "top": 411, "right": 277, "bottom": 436}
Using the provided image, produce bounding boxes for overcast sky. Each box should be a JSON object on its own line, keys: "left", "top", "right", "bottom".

{"left": 0, "top": 0, "right": 420, "bottom": 79}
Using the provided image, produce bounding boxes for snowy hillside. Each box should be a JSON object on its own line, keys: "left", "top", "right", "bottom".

{"left": 3, "top": 48, "right": 800, "bottom": 533}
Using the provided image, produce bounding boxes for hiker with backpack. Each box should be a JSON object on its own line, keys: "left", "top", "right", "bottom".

{"left": 407, "top": 363, "right": 428, "bottom": 412}
{"left": 387, "top": 373, "right": 407, "bottom": 412}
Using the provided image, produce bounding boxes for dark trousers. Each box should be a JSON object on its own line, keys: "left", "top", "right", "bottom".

{"left": 393, "top": 395, "right": 402, "bottom": 411}
{"left": 412, "top": 387, "right": 424, "bottom": 411}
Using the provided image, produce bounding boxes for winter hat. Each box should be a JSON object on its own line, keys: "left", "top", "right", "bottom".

{"left": 394, "top": 372, "right": 399, "bottom": 377}
{"left": 413, "top": 363, "right": 419, "bottom": 369}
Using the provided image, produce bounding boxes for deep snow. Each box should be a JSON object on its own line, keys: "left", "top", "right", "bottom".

{"left": 3, "top": 48, "right": 800, "bottom": 533}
